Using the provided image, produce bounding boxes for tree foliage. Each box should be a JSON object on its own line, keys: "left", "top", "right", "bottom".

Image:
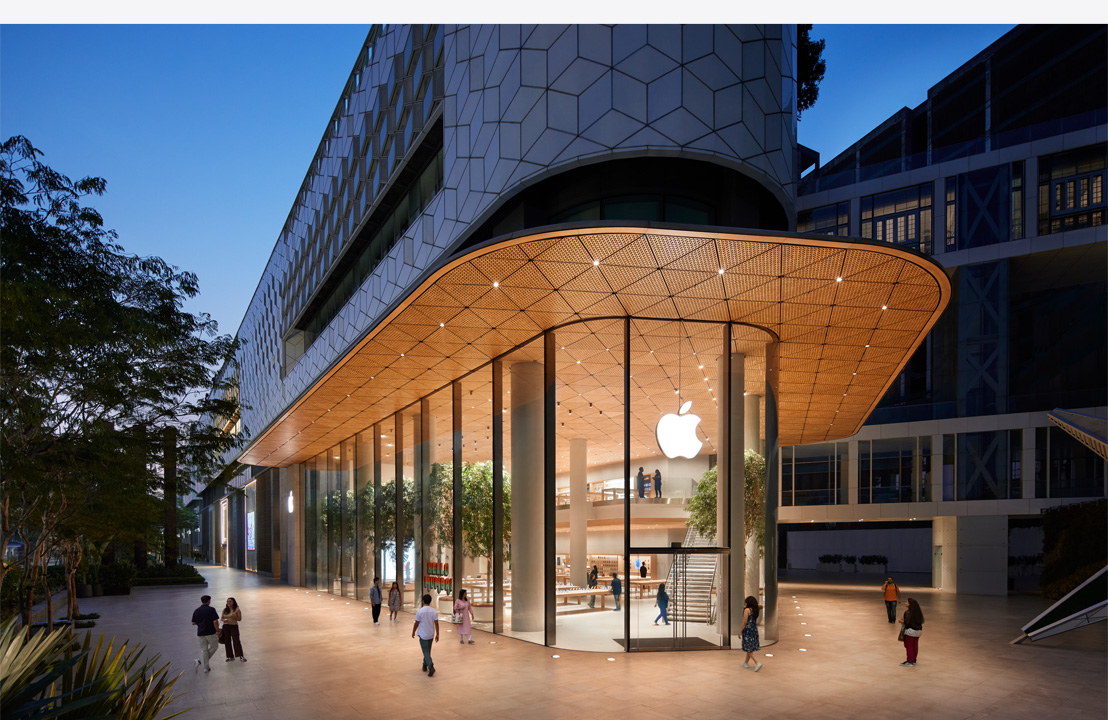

{"left": 797, "top": 24, "right": 827, "bottom": 119}
{"left": 0, "top": 136, "right": 243, "bottom": 623}
{"left": 685, "top": 449, "right": 766, "bottom": 546}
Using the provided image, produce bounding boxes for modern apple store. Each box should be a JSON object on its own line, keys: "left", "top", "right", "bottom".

{"left": 243, "top": 225, "right": 948, "bottom": 654}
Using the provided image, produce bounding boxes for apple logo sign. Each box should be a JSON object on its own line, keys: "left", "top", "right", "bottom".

{"left": 656, "top": 401, "right": 703, "bottom": 459}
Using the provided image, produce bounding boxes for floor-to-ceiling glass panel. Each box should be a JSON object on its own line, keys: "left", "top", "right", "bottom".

{"left": 355, "top": 430, "right": 375, "bottom": 602}
{"left": 399, "top": 412, "right": 416, "bottom": 610}
{"left": 244, "top": 480, "right": 257, "bottom": 572}
{"left": 553, "top": 318, "right": 625, "bottom": 651}
{"left": 629, "top": 319, "right": 726, "bottom": 650}
{"left": 379, "top": 418, "right": 400, "bottom": 592}
{"left": 460, "top": 366, "right": 497, "bottom": 634}
{"left": 425, "top": 388, "right": 453, "bottom": 621}
{"left": 338, "top": 438, "right": 357, "bottom": 599}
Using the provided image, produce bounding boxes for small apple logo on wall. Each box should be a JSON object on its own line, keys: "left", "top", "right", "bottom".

{"left": 656, "top": 401, "right": 703, "bottom": 459}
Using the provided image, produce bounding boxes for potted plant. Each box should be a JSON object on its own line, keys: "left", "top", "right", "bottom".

{"left": 817, "top": 554, "right": 842, "bottom": 572}
{"left": 858, "top": 555, "right": 888, "bottom": 574}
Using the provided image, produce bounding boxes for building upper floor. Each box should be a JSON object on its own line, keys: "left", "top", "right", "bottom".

{"left": 228, "top": 24, "right": 801, "bottom": 465}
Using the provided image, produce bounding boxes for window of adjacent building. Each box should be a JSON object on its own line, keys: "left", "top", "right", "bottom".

{"left": 942, "top": 434, "right": 956, "bottom": 501}
{"left": 1010, "top": 161, "right": 1024, "bottom": 241}
{"left": 1038, "top": 144, "right": 1107, "bottom": 235}
{"left": 956, "top": 430, "right": 1022, "bottom": 501}
{"left": 944, "top": 180, "right": 956, "bottom": 249}
{"left": 860, "top": 183, "right": 932, "bottom": 254}
{"left": 1035, "top": 425, "right": 1107, "bottom": 499}
{"left": 859, "top": 437, "right": 915, "bottom": 504}
{"left": 782, "top": 442, "right": 847, "bottom": 506}
{"left": 797, "top": 201, "right": 849, "bottom": 236}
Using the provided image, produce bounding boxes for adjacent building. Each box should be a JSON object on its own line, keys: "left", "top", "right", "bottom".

{"left": 788, "top": 24, "right": 1107, "bottom": 595}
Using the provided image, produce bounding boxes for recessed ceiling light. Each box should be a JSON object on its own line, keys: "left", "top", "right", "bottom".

{"left": 440, "top": 322, "right": 445, "bottom": 327}
{"left": 593, "top": 259, "right": 600, "bottom": 266}
{"left": 492, "top": 281, "right": 499, "bottom": 287}
{"left": 881, "top": 305, "right": 888, "bottom": 310}
{"left": 718, "top": 268, "right": 725, "bottom": 274}
{"left": 836, "top": 276, "right": 843, "bottom": 282}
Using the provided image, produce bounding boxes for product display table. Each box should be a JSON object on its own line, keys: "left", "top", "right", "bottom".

{"left": 555, "top": 587, "right": 612, "bottom": 608}
{"left": 629, "top": 578, "right": 663, "bottom": 598}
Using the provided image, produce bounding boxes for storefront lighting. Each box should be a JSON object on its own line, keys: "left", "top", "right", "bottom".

{"left": 287, "top": 491, "right": 294, "bottom": 514}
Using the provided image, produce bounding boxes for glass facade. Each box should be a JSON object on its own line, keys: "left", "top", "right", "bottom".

{"left": 1038, "top": 144, "right": 1106, "bottom": 235}
{"left": 797, "top": 202, "right": 850, "bottom": 237}
{"left": 861, "top": 184, "right": 933, "bottom": 254}
{"left": 283, "top": 319, "right": 769, "bottom": 652}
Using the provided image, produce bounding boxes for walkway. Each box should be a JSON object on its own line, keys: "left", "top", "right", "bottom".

{"left": 73, "top": 566, "right": 1106, "bottom": 720}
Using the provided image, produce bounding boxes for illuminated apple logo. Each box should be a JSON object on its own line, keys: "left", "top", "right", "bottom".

{"left": 656, "top": 401, "right": 703, "bottom": 459}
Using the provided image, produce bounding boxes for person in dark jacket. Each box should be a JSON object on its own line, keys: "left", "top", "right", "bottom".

{"left": 611, "top": 572, "right": 622, "bottom": 611}
{"left": 654, "top": 583, "right": 669, "bottom": 625}
{"left": 899, "top": 597, "right": 925, "bottom": 666}
{"left": 653, "top": 469, "right": 662, "bottom": 498}
{"left": 587, "top": 565, "right": 599, "bottom": 608}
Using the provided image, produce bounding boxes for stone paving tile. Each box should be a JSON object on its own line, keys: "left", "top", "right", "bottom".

{"left": 68, "top": 566, "right": 1106, "bottom": 720}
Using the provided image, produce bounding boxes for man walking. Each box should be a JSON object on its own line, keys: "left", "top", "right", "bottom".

{"left": 412, "top": 593, "right": 440, "bottom": 677}
{"left": 882, "top": 577, "right": 901, "bottom": 623}
{"left": 369, "top": 576, "right": 383, "bottom": 625}
{"left": 191, "top": 595, "right": 220, "bottom": 672}
{"left": 612, "top": 572, "right": 622, "bottom": 611}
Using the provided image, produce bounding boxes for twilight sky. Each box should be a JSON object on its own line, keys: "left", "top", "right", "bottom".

{"left": 1, "top": 23, "right": 1014, "bottom": 340}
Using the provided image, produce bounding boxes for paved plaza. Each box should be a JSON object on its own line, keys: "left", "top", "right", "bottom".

{"left": 71, "top": 566, "right": 1105, "bottom": 720}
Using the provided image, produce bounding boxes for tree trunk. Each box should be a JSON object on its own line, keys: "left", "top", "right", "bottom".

{"left": 164, "top": 427, "right": 178, "bottom": 568}
{"left": 744, "top": 534, "right": 761, "bottom": 602}
{"left": 43, "top": 566, "right": 54, "bottom": 632}
{"left": 134, "top": 537, "right": 148, "bottom": 569}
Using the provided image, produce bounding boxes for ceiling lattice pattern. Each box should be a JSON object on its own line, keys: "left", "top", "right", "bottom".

{"left": 240, "top": 227, "right": 950, "bottom": 467}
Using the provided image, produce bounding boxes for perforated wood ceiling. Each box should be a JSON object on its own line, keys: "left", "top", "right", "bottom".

{"left": 240, "top": 227, "right": 950, "bottom": 467}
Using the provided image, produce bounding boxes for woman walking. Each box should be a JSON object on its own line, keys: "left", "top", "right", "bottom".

{"left": 388, "top": 581, "right": 402, "bottom": 622}
{"left": 900, "top": 598, "right": 925, "bottom": 666}
{"left": 221, "top": 597, "right": 246, "bottom": 662}
{"left": 453, "top": 588, "right": 476, "bottom": 644}
{"left": 741, "top": 595, "right": 762, "bottom": 671}
{"left": 653, "top": 583, "right": 669, "bottom": 625}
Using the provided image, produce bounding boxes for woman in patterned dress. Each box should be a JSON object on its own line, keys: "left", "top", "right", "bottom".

{"left": 741, "top": 595, "right": 762, "bottom": 672}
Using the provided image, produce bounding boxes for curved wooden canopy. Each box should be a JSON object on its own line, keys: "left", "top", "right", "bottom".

{"left": 240, "top": 226, "right": 950, "bottom": 467}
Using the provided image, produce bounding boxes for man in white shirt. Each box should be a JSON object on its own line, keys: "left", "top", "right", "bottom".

{"left": 411, "top": 593, "right": 440, "bottom": 676}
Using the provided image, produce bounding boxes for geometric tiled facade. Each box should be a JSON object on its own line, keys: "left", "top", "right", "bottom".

{"left": 231, "top": 24, "right": 798, "bottom": 458}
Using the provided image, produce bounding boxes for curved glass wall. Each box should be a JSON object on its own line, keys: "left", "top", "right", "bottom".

{"left": 295, "top": 316, "right": 774, "bottom": 653}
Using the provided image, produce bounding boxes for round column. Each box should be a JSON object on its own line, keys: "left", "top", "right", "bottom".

{"left": 569, "top": 438, "right": 588, "bottom": 588}
{"left": 744, "top": 393, "right": 761, "bottom": 602}
{"left": 510, "top": 361, "right": 544, "bottom": 632}
{"left": 716, "top": 350, "right": 745, "bottom": 640}
{"left": 763, "top": 342, "right": 780, "bottom": 643}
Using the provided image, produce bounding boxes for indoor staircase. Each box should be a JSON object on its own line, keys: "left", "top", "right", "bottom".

{"left": 664, "top": 527, "right": 719, "bottom": 625}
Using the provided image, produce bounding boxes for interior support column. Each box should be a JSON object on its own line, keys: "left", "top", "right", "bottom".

{"left": 492, "top": 360, "right": 504, "bottom": 634}
{"left": 717, "top": 333, "right": 745, "bottom": 642}
{"left": 569, "top": 438, "right": 588, "bottom": 588}
{"left": 510, "top": 360, "right": 544, "bottom": 632}
{"left": 373, "top": 424, "right": 382, "bottom": 591}
{"left": 763, "top": 341, "right": 781, "bottom": 643}
{"left": 544, "top": 332, "right": 557, "bottom": 646}
{"left": 394, "top": 414, "right": 405, "bottom": 605}
{"left": 452, "top": 383, "right": 463, "bottom": 608}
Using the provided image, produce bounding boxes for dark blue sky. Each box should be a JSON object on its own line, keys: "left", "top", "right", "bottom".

{"left": 1, "top": 24, "right": 1013, "bottom": 338}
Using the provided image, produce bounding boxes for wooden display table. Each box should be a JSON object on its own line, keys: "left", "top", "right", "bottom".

{"left": 629, "top": 577, "right": 664, "bottom": 598}
{"left": 555, "top": 587, "right": 614, "bottom": 608}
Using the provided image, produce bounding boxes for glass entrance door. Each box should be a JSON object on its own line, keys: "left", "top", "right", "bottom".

{"left": 628, "top": 547, "right": 727, "bottom": 651}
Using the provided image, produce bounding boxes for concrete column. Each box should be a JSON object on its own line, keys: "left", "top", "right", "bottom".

{"left": 510, "top": 361, "right": 544, "bottom": 632}
{"left": 763, "top": 342, "right": 780, "bottom": 643}
{"left": 1021, "top": 426, "right": 1036, "bottom": 499}
{"left": 931, "top": 434, "right": 944, "bottom": 503}
{"left": 744, "top": 394, "right": 761, "bottom": 456}
{"left": 744, "top": 393, "right": 761, "bottom": 601}
{"left": 569, "top": 438, "right": 588, "bottom": 588}
{"left": 849, "top": 441, "right": 861, "bottom": 504}
{"left": 932, "top": 516, "right": 956, "bottom": 591}
{"left": 716, "top": 350, "right": 745, "bottom": 640}
{"left": 1025, "top": 156, "right": 1039, "bottom": 238}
